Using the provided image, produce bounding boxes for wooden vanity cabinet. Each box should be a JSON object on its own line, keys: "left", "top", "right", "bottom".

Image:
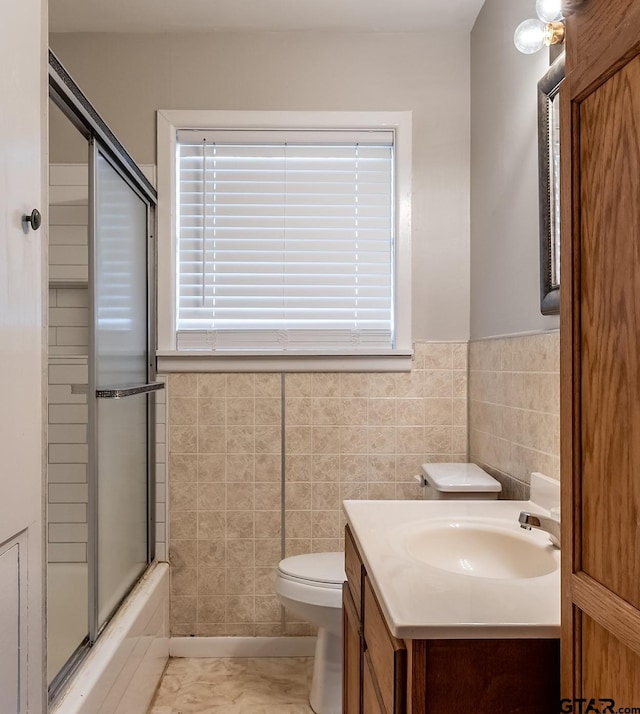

{"left": 343, "top": 525, "right": 560, "bottom": 714}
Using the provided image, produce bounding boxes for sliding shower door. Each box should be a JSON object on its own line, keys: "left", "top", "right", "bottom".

{"left": 91, "top": 145, "right": 155, "bottom": 631}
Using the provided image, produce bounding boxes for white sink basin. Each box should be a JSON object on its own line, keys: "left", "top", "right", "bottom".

{"left": 403, "top": 519, "right": 558, "bottom": 580}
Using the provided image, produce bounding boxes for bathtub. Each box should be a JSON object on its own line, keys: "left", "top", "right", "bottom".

{"left": 50, "top": 561, "right": 169, "bottom": 714}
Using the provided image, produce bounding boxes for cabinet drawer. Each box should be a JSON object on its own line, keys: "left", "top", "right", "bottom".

{"left": 363, "top": 576, "right": 406, "bottom": 714}
{"left": 345, "top": 525, "right": 364, "bottom": 617}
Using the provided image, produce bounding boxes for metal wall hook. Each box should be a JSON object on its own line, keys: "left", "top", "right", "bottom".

{"left": 22, "top": 208, "right": 42, "bottom": 233}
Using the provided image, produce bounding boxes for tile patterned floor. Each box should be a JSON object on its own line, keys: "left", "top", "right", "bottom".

{"left": 148, "top": 657, "right": 315, "bottom": 714}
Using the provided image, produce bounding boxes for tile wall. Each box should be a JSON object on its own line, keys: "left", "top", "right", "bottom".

{"left": 468, "top": 331, "right": 560, "bottom": 498}
{"left": 165, "top": 341, "right": 469, "bottom": 636}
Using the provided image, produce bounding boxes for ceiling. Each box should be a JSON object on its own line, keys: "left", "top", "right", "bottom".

{"left": 49, "top": 0, "right": 486, "bottom": 34}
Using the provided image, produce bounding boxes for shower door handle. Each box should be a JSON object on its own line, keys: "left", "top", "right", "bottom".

{"left": 96, "top": 382, "right": 165, "bottom": 399}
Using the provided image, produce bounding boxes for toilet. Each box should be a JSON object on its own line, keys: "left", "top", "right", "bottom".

{"left": 276, "top": 552, "right": 345, "bottom": 714}
{"left": 276, "top": 463, "right": 501, "bottom": 714}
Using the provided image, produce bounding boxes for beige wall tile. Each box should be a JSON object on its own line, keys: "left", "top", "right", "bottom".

{"left": 197, "top": 540, "right": 225, "bottom": 567}
{"left": 198, "top": 596, "right": 225, "bottom": 623}
{"left": 197, "top": 374, "right": 226, "bottom": 398}
{"left": 226, "top": 426, "right": 255, "bottom": 453}
{"left": 424, "top": 370, "right": 453, "bottom": 398}
{"left": 368, "top": 454, "right": 396, "bottom": 482}
{"left": 198, "top": 454, "right": 225, "bottom": 482}
{"left": 170, "top": 454, "right": 198, "bottom": 482}
{"left": 198, "top": 426, "right": 226, "bottom": 453}
{"left": 311, "top": 374, "right": 340, "bottom": 398}
{"left": 170, "top": 426, "right": 197, "bottom": 453}
{"left": 226, "top": 398, "right": 255, "bottom": 426}
{"left": 469, "top": 332, "right": 560, "bottom": 490}
{"left": 169, "top": 374, "right": 197, "bottom": 397}
{"left": 169, "top": 539, "right": 197, "bottom": 568}
{"left": 171, "top": 567, "right": 197, "bottom": 597}
{"left": 367, "top": 373, "right": 396, "bottom": 398}
{"left": 367, "top": 426, "right": 396, "bottom": 455}
{"left": 170, "top": 511, "right": 197, "bottom": 540}
{"left": 166, "top": 345, "right": 474, "bottom": 635}
{"left": 255, "top": 374, "right": 281, "bottom": 397}
{"left": 225, "top": 454, "right": 254, "bottom": 482}
{"left": 226, "top": 568, "right": 255, "bottom": 595}
{"left": 256, "top": 426, "right": 281, "bottom": 454}
{"left": 226, "top": 510, "right": 255, "bottom": 538}
{"left": 368, "top": 399, "right": 396, "bottom": 426}
{"left": 285, "top": 374, "right": 312, "bottom": 398}
{"left": 256, "top": 454, "right": 281, "bottom": 482}
{"left": 340, "top": 398, "right": 368, "bottom": 426}
{"left": 226, "top": 374, "right": 255, "bottom": 397}
{"left": 198, "top": 568, "right": 226, "bottom": 597}
{"left": 421, "top": 343, "right": 453, "bottom": 369}
{"left": 312, "top": 454, "right": 341, "bottom": 482}
{"left": 255, "top": 482, "right": 281, "bottom": 511}
{"left": 171, "top": 596, "right": 196, "bottom": 625}
{"left": 340, "top": 373, "right": 368, "bottom": 397}
{"left": 339, "top": 454, "right": 368, "bottom": 482}
{"left": 286, "top": 426, "right": 312, "bottom": 454}
{"left": 170, "top": 397, "right": 197, "bottom": 426}
{"left": 170, "top": 482, "right": 197, "bottom": 512}
{"left": 256, "top": 398, "right": 281, "bottom": 425}
{"left": 312, "top": 426, "right": 340, "bottom": 454}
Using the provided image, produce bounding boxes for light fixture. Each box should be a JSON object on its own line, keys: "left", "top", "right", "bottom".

{"left": 514, "top": 0, "right": 565, "bottom": 54}
{"left": 535, "top": 0, "right": 563, "bottom": 22}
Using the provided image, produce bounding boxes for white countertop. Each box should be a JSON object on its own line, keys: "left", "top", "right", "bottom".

{"left": 343, "top": 489, "right": 560, "bottom": 640}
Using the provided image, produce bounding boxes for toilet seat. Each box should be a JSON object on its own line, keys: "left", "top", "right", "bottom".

{"left": 278, "top": 552, "right": 345, "bottom": 587}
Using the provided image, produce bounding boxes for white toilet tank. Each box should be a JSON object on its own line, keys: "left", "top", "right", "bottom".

{"left": 420, "top": 462, "right": 501, "bottom": 500}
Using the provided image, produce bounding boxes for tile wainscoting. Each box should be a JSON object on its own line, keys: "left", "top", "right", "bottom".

{"left": 469, "top": 331, "right": 560, "bottom": 499}
{"left": 163, "top": 341, "right": 469, "bottom": 636}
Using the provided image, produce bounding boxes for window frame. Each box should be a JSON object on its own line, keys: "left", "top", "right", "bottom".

{"left": 157, "top": 109, "right": 412, "bottom": 372}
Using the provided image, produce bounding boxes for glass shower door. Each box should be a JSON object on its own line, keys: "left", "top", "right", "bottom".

{"left": 91, "top": 147, "right": 155, "bottom": 630}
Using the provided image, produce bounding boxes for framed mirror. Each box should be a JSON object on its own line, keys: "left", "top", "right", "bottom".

{"left": 538, "top": 52, "right": 564, "bottom": 315}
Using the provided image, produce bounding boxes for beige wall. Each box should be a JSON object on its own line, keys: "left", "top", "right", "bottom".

{"left": 469, "top": 332, "right": 559, "bottom": 498}
{"left": 470, "top": 0, "right": 560, "bottom": 339}
{"left": 166, "top": 342, "right": 468, "bottom": 636}
{"left": 50, "top": 30, "right": 471, "bottom": 342}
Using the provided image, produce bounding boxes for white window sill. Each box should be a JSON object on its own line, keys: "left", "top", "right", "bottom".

{"left": 156, "top": 350, "right": 414, "bottom": 373}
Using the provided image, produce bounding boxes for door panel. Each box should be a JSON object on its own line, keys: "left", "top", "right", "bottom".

{"left": 92, "top": 149, "right": 151, "bottom": 630}
{"left": 582, "top": 615, "right": 640, "bottom": 704}
{"left": 0, "top": 0, "right": 45, "bottom": 710}
{"left": 0, "top": 543, "right": 21, "bottom": 712}
{"left": 579, "top": 54, "right": 640, "bottom": 606}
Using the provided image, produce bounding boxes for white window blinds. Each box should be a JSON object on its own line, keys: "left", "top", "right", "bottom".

{"left": 176, "top": 129, "right": 395, "bottom": 352}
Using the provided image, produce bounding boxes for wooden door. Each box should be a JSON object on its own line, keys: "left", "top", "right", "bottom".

{"left": 0, "top": 0, "right": 46, "bottom": 710}
{"left": 561, "top": 0, "right": 640, "bottom": 706}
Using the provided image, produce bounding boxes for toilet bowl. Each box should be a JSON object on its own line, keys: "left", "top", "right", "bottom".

{"left": 276, "top": 552, "right": 345, "bottom": 714}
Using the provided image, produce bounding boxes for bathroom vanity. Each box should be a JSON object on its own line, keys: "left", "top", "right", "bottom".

{"left": 342, "top": 484, "right": 561, "bottom": 714}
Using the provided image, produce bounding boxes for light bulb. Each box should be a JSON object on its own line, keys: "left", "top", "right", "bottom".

{"left": 536, "top": 0, "right": 563, "bottom": 22}
{"left": 514, "top": 18, "right": 547, "bottom": 54}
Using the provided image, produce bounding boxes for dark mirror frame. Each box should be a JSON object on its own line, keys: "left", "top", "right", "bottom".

{"left": 538, "top": 52, "right": 565, "bottom": 315}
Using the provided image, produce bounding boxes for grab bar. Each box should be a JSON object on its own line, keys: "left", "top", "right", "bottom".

{"left": 96, "top": 382, "right": 165, "bottom": 399}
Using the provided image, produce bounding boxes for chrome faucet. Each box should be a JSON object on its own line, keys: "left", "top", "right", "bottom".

{"left": 518, "top": 511, "right": 561, "bottom": 548}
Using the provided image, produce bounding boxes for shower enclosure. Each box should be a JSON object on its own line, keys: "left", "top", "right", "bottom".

{"left": 47, "top": 52, "right": 160, "bottom": 700}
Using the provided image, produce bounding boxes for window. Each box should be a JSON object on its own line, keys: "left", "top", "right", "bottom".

{"left": 157, "top": 111, "right": 412, "bottom": 371}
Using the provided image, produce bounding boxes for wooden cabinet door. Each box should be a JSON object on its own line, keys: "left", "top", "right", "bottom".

{"left": 561, "top": 0, "right": 640, "bottom": 705}
{"left": 343, "top": 583, "right": 362, "bottom": 714}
